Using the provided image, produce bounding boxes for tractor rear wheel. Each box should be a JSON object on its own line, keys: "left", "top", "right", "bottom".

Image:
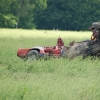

{"left": 27, "top": 50, "right": 39, "bottom": 60}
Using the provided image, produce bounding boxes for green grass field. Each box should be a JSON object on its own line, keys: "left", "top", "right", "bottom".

{"left": 0, "top": 29, "right": 100, "bottom": 100}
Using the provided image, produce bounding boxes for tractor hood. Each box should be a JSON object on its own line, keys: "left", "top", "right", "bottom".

{"left": 32, "top": 46, "right": 44, "bottom": 49}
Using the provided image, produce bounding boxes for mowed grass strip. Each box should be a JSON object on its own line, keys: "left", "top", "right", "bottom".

{"left": 0, "top": 29, "right": 100, "bottom": 100}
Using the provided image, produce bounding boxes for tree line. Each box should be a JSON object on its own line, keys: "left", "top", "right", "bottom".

{"left": 0, "top": 0, "right": 100, "bottom": 31}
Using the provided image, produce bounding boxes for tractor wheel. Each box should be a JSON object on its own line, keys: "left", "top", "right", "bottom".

{"left": 27, "top": 50, "right": 39, "bottom": 60}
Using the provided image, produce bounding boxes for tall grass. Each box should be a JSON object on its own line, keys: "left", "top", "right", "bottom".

{"left": 0, "top": 29, "right": 100, "bottom": 100}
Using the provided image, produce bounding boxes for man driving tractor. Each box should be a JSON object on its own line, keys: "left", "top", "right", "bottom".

{"left": 90, "top": 22, "right": 100, "bottom": 42}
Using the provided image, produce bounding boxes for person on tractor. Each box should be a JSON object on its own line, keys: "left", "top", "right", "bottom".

{"left": 90, "top": 22, "right": 100, "bottom": 42}
{"left": 56, "top": 37, "right": 64, "bottom": 49}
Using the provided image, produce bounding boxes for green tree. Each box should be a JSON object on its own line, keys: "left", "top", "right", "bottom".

{"left": 11, "top": 0, "right": 47, "bottom": 29}
{"left": 34, "top": 0, "right": 100, "bottom": 31}
{"left": 0, "top": 0, "right": 17, "bottom": 28}
{"left": 0, "top": 0, "right": 47, "bottom": 28}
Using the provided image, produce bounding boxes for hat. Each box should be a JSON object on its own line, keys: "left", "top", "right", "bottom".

{"left": 89, "top": 22, "right": 100, "bottom": 30}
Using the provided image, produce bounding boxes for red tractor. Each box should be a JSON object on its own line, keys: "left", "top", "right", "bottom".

{"left": 17, "top": 37, "right": 65, "bottom": 60}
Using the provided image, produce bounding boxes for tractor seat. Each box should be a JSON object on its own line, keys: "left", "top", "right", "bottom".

{"left": 53, "top": 45, "right": 63, "bottom": 50}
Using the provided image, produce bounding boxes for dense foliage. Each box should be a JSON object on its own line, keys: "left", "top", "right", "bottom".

{"left": 0, "top": 0, "right": 47, "bottom": 29}
{"left": 0, "top": 0, "right": 100, "bottom": 30}
{"left": 35, "top": 0, "right": 100, "bottom": 30}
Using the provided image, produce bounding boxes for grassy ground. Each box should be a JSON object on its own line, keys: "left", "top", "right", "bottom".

{"left": 0, "top": 29, "right": 100, "bottom": 100}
